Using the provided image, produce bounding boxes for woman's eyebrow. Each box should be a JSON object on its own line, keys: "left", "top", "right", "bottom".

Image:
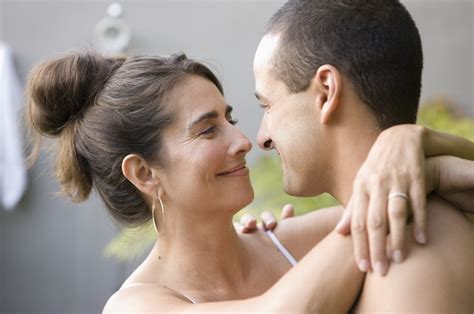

{"left": 188, "top": 105, "right": 233, "bottom": 130}
{"left": 189, "top": 110, "right": 218, "bottom": 130}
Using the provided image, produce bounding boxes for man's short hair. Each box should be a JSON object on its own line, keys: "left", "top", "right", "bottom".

{"left": 266, "top": 0, "right": 423, "bottom": 129}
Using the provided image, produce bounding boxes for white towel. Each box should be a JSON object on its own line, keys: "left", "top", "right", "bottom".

{"left": 0, "top": 41, "right": 27, "bottom": 210}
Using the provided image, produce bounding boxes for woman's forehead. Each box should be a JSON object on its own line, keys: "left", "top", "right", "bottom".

{"left": 170, "top": 75, "right": 227, "bottom": 121}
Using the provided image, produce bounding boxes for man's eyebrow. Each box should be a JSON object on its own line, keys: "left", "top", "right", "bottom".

{"left": 189, "top": 105, "right": 233, "bottom": 130}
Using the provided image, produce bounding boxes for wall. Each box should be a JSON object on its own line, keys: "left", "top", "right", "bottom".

{"left": 0, "top": 0, "right": 472, "bottom": 313}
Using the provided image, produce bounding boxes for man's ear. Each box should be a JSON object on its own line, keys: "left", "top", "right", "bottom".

{"left": 121, "top": 154, "right": 161, "bottom": 197}
{"left": 312, "top": 64, "right": 342, "bottom": 124}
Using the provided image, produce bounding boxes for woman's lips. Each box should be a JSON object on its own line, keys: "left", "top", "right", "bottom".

{"left": 217, "top": 165, "right": 249, "bottom": 176}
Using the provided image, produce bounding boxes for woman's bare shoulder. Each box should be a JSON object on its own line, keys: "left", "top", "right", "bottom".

{"left": 103, "top": 283, "right": 189, "bottom": 313}
{"left": 272, "top": 205, "right": 344, "bottom": 260}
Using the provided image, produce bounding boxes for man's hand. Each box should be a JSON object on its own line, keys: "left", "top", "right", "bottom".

{"left": 335, "top": 125, "right": 428, "bottom": 276}
{"left": 235, "top": 204, "right": 295, "bottom": 233}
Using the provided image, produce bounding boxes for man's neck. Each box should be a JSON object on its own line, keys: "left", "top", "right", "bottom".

{"left": 327, "top": 117, "right": 381, "bottom": 207}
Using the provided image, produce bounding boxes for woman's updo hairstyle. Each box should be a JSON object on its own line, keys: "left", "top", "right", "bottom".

{"left": 26, "top": 51, "right": 223, "bottom": 227}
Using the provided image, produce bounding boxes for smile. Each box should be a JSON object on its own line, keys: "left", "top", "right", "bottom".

{"left": 217, "top": 164, "right": 249, "bottom": 177}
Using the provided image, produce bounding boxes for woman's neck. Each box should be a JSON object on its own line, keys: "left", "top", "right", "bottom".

{"left": 150, "top": 210, "right": 252, "bottom": 292}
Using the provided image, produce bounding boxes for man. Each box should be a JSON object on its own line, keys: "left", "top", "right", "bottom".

{"left": 253, "top": 0, "right": 473, "bottom": 311}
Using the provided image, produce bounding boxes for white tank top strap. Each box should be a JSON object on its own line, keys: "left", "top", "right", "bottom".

{"left": 265, "top": 230, "right": 298, "bottom": 266}
{"left": 164, "top": 286, "right": 197, "bottom": 304}
{"left": 119, "top": 283, "right": 197, "bottom": 304}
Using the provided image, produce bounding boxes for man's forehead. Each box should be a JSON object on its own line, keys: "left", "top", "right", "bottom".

{"left": 254, "top": 33, "right": 281, "bottom": 71}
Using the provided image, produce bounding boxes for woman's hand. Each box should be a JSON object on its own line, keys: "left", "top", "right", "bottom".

{"left": 335, "top": 125, "right": 428, "bottom": 275}
{"left": 335, "top": 124, "right": 474, "bottom": 276}
{"left": 235, "top": 204, "right": 295, "bottom": 233}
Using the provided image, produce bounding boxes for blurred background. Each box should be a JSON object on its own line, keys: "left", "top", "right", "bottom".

{"left": 0, "top": 0, "right": 472, "bottom": 313}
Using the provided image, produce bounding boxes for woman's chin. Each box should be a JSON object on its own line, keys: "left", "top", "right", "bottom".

{"left": 229, "top": 187, "right": 254, "bottom": 213}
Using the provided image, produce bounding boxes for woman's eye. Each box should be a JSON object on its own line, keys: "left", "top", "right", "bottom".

{"left": 200, "top": 126, "right": 215, "bottom": 136}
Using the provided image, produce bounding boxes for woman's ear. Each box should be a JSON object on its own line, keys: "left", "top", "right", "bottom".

{"left": 121, "top": 154, "right": 161, "bottom": 196}
{"left": 312, "top": 64, "right": 342, "bottom": 124}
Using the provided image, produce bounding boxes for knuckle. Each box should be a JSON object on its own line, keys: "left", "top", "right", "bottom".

{"left": 351, "top": 220, "right": 366, "bottom": 233}
{"left": 388, "top": 205, "right": 406, "bottom": 220}
{"left": 368, "top": 215, "right": 385, "bottom": 230}
{"left": 411, "top": 167, "right": 423, "bottom": 179}
{"left": 372, "top": 249, "right": 386, "bottom": 260}
{"left": 391, "top": 238, "right": 403, "bottom": 249}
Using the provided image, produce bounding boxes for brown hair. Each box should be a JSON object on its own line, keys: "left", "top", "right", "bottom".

{"left": 26, "top": 51, "right": 223, "bottom": 227}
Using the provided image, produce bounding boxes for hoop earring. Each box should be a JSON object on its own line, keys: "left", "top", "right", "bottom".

{"left": 151, "top": 195, "right": 165, "bottom": 235}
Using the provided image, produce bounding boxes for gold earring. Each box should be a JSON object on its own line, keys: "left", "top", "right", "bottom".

{"left": 151, "top": 195, "right": 165, "bottom": 235}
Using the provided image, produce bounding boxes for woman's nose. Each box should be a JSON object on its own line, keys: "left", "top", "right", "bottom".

{"left": 229, "top": 128, "right": 252, "bottom": 156}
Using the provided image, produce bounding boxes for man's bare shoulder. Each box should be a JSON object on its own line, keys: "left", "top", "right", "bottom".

{"left": 354, "top": 195, "right": 473, "bottom": 313}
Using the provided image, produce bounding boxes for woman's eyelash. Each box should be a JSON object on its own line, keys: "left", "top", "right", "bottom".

{"left": 199, "top": 118, "right": 238, "bottom": 136}
{"left": 200, "top": 126, "right": 215, "bottom": 135}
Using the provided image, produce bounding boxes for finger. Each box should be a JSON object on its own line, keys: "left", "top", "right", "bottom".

{"left": 234, "top": 222, "right": 249, "bottom": 233}
{"left": 261, "top": 210, "right": 277, "bottom": 230}
{"left": 387, "top": 194, "right": 408, "bottom": 263}
{"left": 410, "top": 179, "right": 427, "bottom": 245}
{"left": 350, "top": 186, "right": 371, "bottom": 272}
{"left": 335, "top": 203, "right": 352, "bottom": 235}
{"left": 281, "top": 204, "right": 295, "bottom": 219}
{"left": 367, "top": 189, "right": 389, "bottom": 276}
{"left": 240, "top": 213, "right": 257, "bottom": 231}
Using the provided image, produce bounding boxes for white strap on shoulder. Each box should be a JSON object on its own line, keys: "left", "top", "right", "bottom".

{"left": 266, "top": 230, "right": 298, "bottom": 266}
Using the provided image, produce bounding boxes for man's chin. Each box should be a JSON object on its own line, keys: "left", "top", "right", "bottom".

{"left": 283, "top": 179, "right": 317, "bottom": 197}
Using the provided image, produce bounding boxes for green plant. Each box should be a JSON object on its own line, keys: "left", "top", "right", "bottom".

{"left": 418, "top": 98, "right": 473, "bottom": 141}
{"left": 104, "top": 100, "right": 473, "bottom": 261}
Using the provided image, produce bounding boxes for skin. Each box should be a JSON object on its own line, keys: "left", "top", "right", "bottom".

{"left": 103, "top": 70, "right": 472, "bottom": 312}
{"left": 253, "top": 33, "right": 473, "bottom": 311}
{"left": 104, "top": 75, "right": 364, "bottom": 313}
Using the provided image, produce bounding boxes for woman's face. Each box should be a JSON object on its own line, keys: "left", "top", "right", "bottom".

{"left": 158, "top": 75, "right": 254, "bottom": 215}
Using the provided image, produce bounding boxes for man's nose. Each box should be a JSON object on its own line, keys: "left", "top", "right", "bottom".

{"left": 257, "top": 119, "right": 274, "bottom": 151}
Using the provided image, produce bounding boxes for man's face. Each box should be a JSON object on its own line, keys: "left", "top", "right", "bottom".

{"left": 253, "top": 34, "right": 328, "bottom": 197}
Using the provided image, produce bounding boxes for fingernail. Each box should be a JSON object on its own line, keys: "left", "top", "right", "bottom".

{"left": 392, "top": 250, "right": 403, "bottom": 263}
{"left": 267, "top": 219, "right": 276, "bottom": 228}
{"left": 415, "top": 231, "right": 426, "bottom": 244}
{"left": 375, "top": 262, "right": 387, "bottom": 275}
{"left": 358, "top": 259, "right": 369, "bottom": 272}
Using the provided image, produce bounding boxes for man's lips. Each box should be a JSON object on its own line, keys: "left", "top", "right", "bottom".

{"left": 217, "top": 163, "right": 247, "bottom": 176}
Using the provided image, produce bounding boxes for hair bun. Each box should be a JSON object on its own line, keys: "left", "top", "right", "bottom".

{"left": 26, "top": 52, "right": 124, "bottom": 136}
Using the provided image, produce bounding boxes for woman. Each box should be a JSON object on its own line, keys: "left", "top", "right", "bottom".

{"left": 25, "top": 52, "right": 472, "bottom": 312}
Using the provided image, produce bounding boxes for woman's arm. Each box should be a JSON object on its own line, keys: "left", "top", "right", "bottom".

{"left": 104, "top": 228, "right": 363, "bottom": 313}
{"left": 334, "top": 125, "right": 474, "bottom": 275}
{"left": 426, "top": 156, "right": 474, "bottom": 213}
